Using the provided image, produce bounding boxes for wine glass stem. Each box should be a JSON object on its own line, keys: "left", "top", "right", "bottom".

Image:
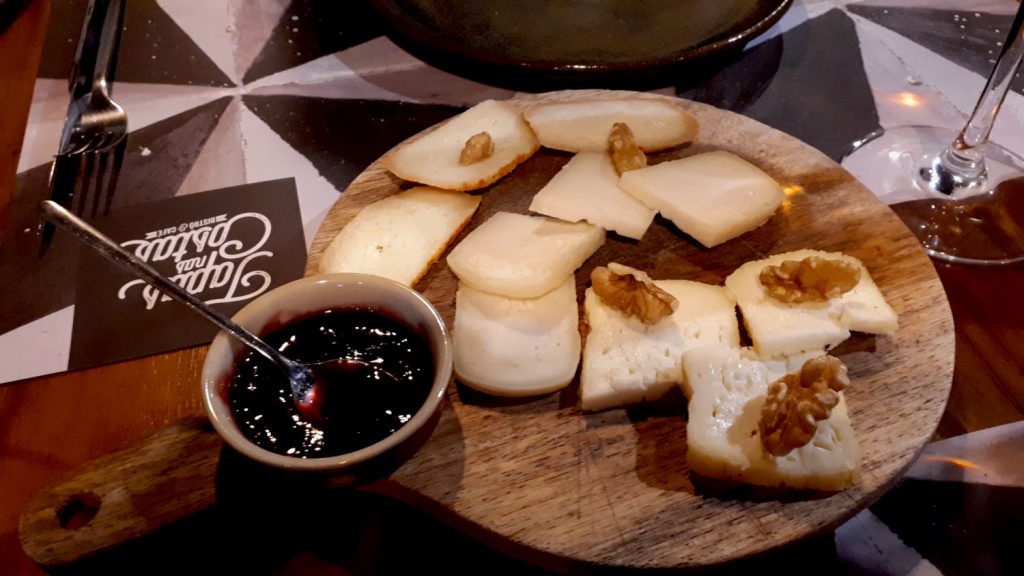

{"left": 941, "top": 5, "right": 1024, "bottom": 179}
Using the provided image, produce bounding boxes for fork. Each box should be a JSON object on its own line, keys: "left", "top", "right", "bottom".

{"left": 58, "top": 0, "right": 128, "bottom": 156}
{"left": 40, "top": 0, "right": 127, "bottom": 253}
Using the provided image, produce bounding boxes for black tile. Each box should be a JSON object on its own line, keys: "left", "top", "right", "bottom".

{"left": 678, "top": 9, "right": 880, "bottom": 161}
{"left": 242, "top": 95, "right": 462, "bottom": 193}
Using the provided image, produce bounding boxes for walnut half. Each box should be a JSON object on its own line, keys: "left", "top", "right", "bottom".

{"left": 592, "top": 264, "right": 677, "bottom": 324}
{"left": 459, "top": 131, "right": 494, "bottom": 165}
{"left": 759, "top": 256, "right": 861, "bottom": 304}
{"left": 759, "top": 355, "right": 849, "bottom": 456}
{"left": 608, "top": 122, "right": 647, "bottom": 175}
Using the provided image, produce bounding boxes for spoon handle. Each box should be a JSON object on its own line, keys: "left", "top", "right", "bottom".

{"left": 39, "top": 200, "right": 302, "bottom": 376}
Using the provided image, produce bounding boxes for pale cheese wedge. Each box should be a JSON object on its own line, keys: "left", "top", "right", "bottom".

{"left": 387, "top": 99, "right": 540, "bottom": 191}
{"left": 453, "top": 277, "right": 581, "bottom": 397}
{"left": 319, "top": 187, "right": 480, "bottom": 286}
{"left": 446, "top": 211, "right": 605, "bottom": 299}
{"left": 580, "top": 264, "right": 740, "bottom": 412}
{"left": 725, "top": 249, "right": 898, "bottom": 358}
{"left": 682, "top": 345, "right": 860, "bottom": 491}
{"left": 529, "top": 152, "right": 656, "bottom": 240}
{"left": 619, "top": 151, "right": 785, "bottom": 248}
{"left": 523, "top": 98, "right": 698, "bottom": 153}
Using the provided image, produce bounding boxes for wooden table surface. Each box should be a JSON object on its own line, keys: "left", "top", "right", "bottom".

{"left": 1, "top": 2, "right": 1022, "bottom": 574}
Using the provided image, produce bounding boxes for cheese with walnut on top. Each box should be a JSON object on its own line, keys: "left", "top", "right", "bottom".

{"left": 725, "top": 249, "right": 898, "bottom": 358}
{"left": 682, "top": 345, "right": 860, "bottom": 491}
{"left": 580, "top": 264, "right": 739, "bottom": 412}
{"left": 387, "top": 99, "right": 539, "bottom": 191}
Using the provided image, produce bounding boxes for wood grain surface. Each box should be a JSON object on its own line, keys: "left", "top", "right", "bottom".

{"left": 302, "top": 91, "right": 956, "bottom": 568}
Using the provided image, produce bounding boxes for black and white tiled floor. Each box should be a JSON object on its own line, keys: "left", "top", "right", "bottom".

{"left": 2, "top": 1, "right": 1022, "bottom": 573}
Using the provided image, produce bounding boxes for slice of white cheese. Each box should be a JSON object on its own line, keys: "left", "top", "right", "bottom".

{"left": 529, "top": 152, "right": 656, "bottom": 240}
{"left": 580, "top": 265, "right": 740, "bottom": 412}
{"left": 725, "top": 249, "right": 898, "bottom": 358}
{"left": 387, "top": 99, "right": 540, "bottom": 191}
{"left": 523, "top": 98, "right": 699, "bottom": 153}
{"left": 453, "top": 277, "right": 580, "bottom": 397}
{"left": 681, "top": 345, "right": 860, "bottom": 491}
{"left": 446, "top": 211, "right": 605, "bottom": 299}
{"left": 619, "top": 151, "right": 785, "bottom": 248}
{"left": 319, "top": 186, "right": 480, "bottom": 286}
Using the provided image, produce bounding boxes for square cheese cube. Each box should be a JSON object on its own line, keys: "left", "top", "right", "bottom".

{"left": 580, "top": 267, "right": 739, "bottom": 411}
{"left": 682, "top": 345, "right": 860, "bottom": 491}
{"left": 619, "top": 151, "right": 785, "bottom": 248}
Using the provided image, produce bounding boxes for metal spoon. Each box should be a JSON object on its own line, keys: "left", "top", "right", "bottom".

{"left": 39, "top": 200, "right": 390, "bottom": 423}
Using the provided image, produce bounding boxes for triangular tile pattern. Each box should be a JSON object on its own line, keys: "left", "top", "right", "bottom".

{"left": 848, "top": 5, "right": 1024, "bottom": 95}
{"left": 17, "top": 80, "right": 232, "bottom": 172}
{"left": 0, "top": 306, "right": 74, "bottom": 384}
{"left": 176, "top": 97, "right": 246, "bottom": 196}
{"left": 38, "top": 0, "right": 234, "bottom": 87}
{"left": 156, "top": 0, "right": 238, "bottom": 84}
{"left": 106, "top": 96, "right": 233, "bottom": 208}
{"left": 241, "top": 95, "right": 462, "bottom": 194}
{"left": 231, "top": 0, "right": 292, "bottom": 83}
{"left": 246, "top": 37, "right": 516, "bottom": 106}
{"left": 242, "top": 0, "right": 385, "bottom": 84}
{"left": 678, "top": 9, "right": 880, "bottom": 161}
{"left": 237, "top": 104, "right": 346, "bottom": 244}
{"left": 0, "top": 97, "right": 231, "bottom": 335}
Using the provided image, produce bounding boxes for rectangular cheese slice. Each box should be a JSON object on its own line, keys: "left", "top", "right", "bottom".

{"left": 529, "top": 152, "right": 656, "bottom": 240}
{"left": 522, "top": 98, "right": 698, "bottom": 153}
{"left": 725, "top": 249, "right": 898, "bottom": 358}
{"left": 446, "top": 211, "right": 604, "bottom": 299}
{"left": 453, "top": 276, "right": 580, "bottom": 397}
{"left": 319, "top": 186, "right": 480, "bottom": 287}
{"left": 580, "top": 267, "right": 739, "bottom": 411}
{"left": 619, "top": 151, "right": 785, "bottom": 248}
{"left": 682, "top": 345, "right": 860, "bottom": 491}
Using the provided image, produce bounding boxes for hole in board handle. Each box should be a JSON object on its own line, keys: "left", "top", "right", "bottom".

{"left": 56, "top": 492, "right": 101, "bottom": 530}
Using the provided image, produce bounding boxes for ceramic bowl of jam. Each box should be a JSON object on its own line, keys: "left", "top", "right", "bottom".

{"left": 202, "top": 273, "right": 452, "bottom": 473}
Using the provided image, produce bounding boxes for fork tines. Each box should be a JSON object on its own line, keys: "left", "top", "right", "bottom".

{"left": 39, "top": 141, "right": 126, "bottom": 255}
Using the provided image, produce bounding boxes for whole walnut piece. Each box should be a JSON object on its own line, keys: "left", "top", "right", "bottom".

{"left": 459, "top": 131, "right": 494, "bottom": 165}
{"left": 759, "top": 256, "right": 861, "bottom": 304}
{"left": 759, "top": 355, "right": 849, "bottom": 456}
{"left": 592, "top": 265, "right": 677, "bottom": 324}
{"left": 608, "top": 122, "right": 647, "bottom": 175}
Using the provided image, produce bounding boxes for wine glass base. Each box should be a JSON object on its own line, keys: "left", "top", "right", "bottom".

{"left": 843, "top": 126, "right": 1024, "bottom": 266}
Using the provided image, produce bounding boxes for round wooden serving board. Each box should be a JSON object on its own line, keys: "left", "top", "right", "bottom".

{"left": 306, "top": 90, "right": 954, "bottom": 569}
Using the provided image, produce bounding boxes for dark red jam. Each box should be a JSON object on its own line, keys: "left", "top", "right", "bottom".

{"left": 228, "top": 308, "right": 434, "bottom": 458}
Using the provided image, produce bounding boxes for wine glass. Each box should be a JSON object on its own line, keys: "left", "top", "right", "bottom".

{"left": 842, "top": 4, "right": 1024, "bottom": 265}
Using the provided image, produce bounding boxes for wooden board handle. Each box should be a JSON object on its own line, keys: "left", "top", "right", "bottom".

{"left": 18, "top": 417, "right": 223, "bottom": 567}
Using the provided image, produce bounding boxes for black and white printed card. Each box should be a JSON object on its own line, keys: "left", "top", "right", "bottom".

{"left": 68, "top": 178, "right": 307, "bottom": 370}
